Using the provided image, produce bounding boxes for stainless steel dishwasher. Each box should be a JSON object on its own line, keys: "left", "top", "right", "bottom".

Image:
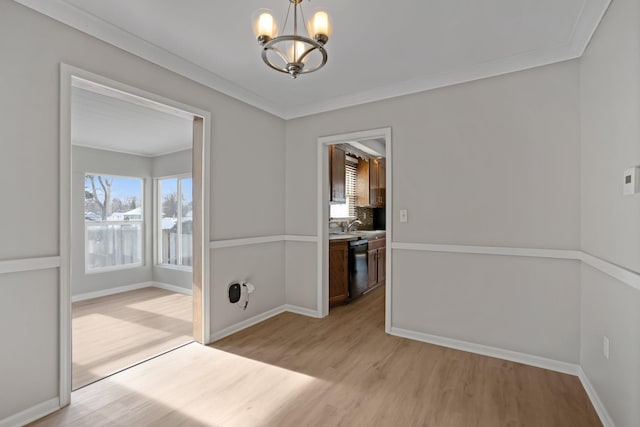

{"left": 348, "top": 239, "right": 368, "bottom": 300}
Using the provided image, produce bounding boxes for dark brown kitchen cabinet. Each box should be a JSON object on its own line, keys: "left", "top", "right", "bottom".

{"left": 329, "top": 240, "right": 349, "bottom": 305}
{"left": 356, "top": 158, "right": 370, "bottom": 207}
{"left": 367, "top": 236, "right": 386, "bottom": 289}
{"left": 369, "top": 158, "right": 386, "bottom": 207}
{"left": 329, "top": 145, "right": 346, "bottom": 203}
{"left": 356, "top": 158, "right": 386, "bottom": 207}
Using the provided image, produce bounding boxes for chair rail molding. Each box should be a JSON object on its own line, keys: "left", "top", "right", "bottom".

{"left": 0, "top": 256, "right": 61, "bottom": 275}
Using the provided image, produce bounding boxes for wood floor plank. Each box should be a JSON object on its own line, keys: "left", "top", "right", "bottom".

{"left": 34, "top": 286, "right": 601, "bottom": 426}
{"left": 72, "top": 287, "right": 193, "bottom": 390}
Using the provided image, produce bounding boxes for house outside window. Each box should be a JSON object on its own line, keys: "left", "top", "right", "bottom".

{"left": 157, "top": 176, "right": 193, "bottom": 268}
{"left": 84, "top": 174, "right": 144, "bottom": 272}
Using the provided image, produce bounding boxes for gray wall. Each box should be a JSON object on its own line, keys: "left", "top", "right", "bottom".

{"left": 0, "top": 1, "right": 285, "bottom": 420}
{"left": 152, "top": 148, "right": 192, "bottom": 178}
{"left": 579, "top": 0, "right": 640, "bottom": 425}
{"left": 71, "top": 146, "right": 153, "bottom": 297}
{"left": 152, "top": 148, "right": 193, "bottom": 291}
{"left": 285, "top": 60, "right": 582, "bottom": 363}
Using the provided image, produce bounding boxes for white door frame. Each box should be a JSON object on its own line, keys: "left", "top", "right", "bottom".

{"left": 59, "top": 63, "right": 212, "bottom": 406}
{"left": 316, "top": 127, "right": 392, "bottom": 332}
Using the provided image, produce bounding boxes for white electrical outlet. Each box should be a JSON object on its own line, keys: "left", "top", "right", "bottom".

{"left": 603, "top": 336, "right": 610, "bottom": 360}
{"left": 399, "top": 209, "right": 408, "bottom": 223}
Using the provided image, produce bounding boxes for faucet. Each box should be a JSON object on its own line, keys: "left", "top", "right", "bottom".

{"left": 346, "top": 219, "right": 363, "bottom": 232}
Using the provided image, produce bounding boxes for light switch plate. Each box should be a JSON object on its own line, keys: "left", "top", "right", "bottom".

{"left": 623, "top": 167, "right": 640, "bottom": 195}
{"left": 399, "top": 209, "right": 408, "bottom": 223}
{"left": 603, "top": 336, "right": 610, "bottom": 360}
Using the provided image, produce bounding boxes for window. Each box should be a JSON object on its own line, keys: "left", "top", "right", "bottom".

{"left": 84, "top": 175, "right": 144, "bottom": 271}
{"left": 329, "top": 157, "right": 358, "bottom": 218}
{"left": 158, "top": 176, "right": 192, "bottom": 268}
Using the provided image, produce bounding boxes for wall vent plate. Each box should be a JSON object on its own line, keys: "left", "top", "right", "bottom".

{"left": 228, "top": 282, "right": 241, "bottom": 303}
{"left": 623, "top": 167, "right": 640, "bottom": 195}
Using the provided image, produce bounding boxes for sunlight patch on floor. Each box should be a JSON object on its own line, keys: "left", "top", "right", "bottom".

{"left": 107, "top": 344, "right": 319, "bottom": 426}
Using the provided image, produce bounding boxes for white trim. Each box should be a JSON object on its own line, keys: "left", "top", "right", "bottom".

{"left": 390, "top": 327, "right": 579, "bottom": 376}
{"left": 210, "top": 305, "right": 287, "bottom": 342}
{"left": 573, "top": 0, "right": 613, "bottom": 57}
{"left": 209, "top": 235, "right": 286, "bottom": 249}
{"left": 580, "top": 252, "right": 640, "bottom": 291}
{"left": 284, "top": 235, "right": 319, "bottom": 243}
{"left": 152, "top": 281, "right": 193, "bottom": 296}
{"left": 60, "top": 64, "right": 213, "bottom": 402}
{"left": 578, "top": 367, "right": 616, "bottom": 427}
{"left": 209, "top": 235, "right": 318, "bottom": 249}
{"left": 14, "top": 0, "right": 285, "bottom": 118}
{"left": 283, "top": 304, "right": 323, "bottom": 318}
{"left": 0, "top": 397, "right": 60, "bottom": 427}
{"left": 0, "top": 256, "right": 61, "bottom": 275}
{"left": 59, "top": 63, "right": 72, "bottom": 407}
{"left": 13, "top": 0, "right": 610, "bottom": 119}
{"left": 209, "top": 304, "right": 324, "bottom": 342}
{"left": 391, "top": 242, "right": 640, "bottom": 291}
{"left": 71, "top": 281, "right": 152, "bottom": 302}
{"left": 317, "top": 128, "right": 393, "bottom": 328}
{"left": 392, "top": 242, "right": 582, "bottom": 261}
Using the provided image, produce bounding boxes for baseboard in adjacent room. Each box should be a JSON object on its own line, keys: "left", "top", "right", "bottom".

{"left": 71, "top": 282, "right": 153, "bottom": 302}
{"left": 152, "top": 282, "right": 193, "bottom": 296}
{"left": 0, "top": 397, "right": 60, "bottom": 427}
{"left": 578, "top": 367, "right": 615, "bottom": 427}
{"left": 390, "top": 327, "right": 579, "bottom": 376}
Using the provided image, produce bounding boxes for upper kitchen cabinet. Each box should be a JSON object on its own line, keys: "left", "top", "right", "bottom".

{"left": 357, "top": 158, "right": 385, "bottom": 207}
{"left": 356, "top": 158, "right": 369, "bottom": 206}
{"left": 370, "top": 158, "right": 386, "bottom": 207}
{"left": 329, "top": 145, "right": 346, "bottom": 203}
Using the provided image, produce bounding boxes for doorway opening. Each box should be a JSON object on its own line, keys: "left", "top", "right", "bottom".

{"left": 60, "top": 65, "right": 211, "bottom": 403}
{"left": 317, "top": 128, "right": 392, "bottom": 331}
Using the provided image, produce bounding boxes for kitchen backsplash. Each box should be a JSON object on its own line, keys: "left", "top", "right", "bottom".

{"left": 355, "top": 207, "right": 375, "bottom": 230}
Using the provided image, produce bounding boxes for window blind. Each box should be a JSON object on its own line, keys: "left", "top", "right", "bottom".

{"left": 345, "top": 158, "right": 357, "bottom": 218}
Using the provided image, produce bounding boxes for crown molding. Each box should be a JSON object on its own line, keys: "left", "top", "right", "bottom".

{"left": 13, "top": 0, "right": 288, "bottom": 118}
{"left": 14, "top": 0, "right": 610, "bottom": 120}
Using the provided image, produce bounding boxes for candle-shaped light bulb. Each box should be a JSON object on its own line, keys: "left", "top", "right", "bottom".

{"left": 289, "top": 40, "right": 308, "bottom": 63}
{"left": 308, "top": 10, "right": 332, "bottom": 42}
{"left": 252, "top": 9, "right": 278, "bottom": 40}
{"left": 258, "top": 13, "right": 273, "bottom": 36}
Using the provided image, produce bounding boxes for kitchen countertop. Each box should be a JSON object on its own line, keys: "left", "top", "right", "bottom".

{"left": 329, "top": 230, "right": 386, "bottom": 242}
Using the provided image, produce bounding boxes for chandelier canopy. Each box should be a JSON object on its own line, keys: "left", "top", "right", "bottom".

{"left": 252, "top": 0, "right": 332, "bottom": 79}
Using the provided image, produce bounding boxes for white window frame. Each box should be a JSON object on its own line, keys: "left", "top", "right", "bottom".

{"left": 84, "top": 173, "right": 145, "bottom": 274}
{"left": 155, "top": 173, "right": 193, "bottom": 271}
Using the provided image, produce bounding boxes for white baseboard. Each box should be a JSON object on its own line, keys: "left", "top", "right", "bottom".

{"left": 578, "top": 367, "right": 616, "bottom": 427}
{"left": 0, "top": 397, "right": 60, "bottom": 427}
{"left": 71, "top": 281, "right": 153, "bottom": 302}
{"left": 209, "top": 305, "right": 287, "bottom": 342}
{"left": 152, "top": 282, "right": 193, "bottom": 296}
{"left": 283, "top": 304, "right": 323, "bottom": 318}
{"left": 390, "top": 327, "right": 579, "bottom": 376}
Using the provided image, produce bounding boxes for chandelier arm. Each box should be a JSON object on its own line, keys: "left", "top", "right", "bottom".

{"left": 268, "top": 45, "right": 291, "bottom": 65}
{"left": 297, "top": 45, "right": 317, "bottom": 64}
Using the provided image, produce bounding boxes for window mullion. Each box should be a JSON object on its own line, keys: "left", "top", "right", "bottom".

{"left": 177, "top": 178, "right": 182, "bottom": 266}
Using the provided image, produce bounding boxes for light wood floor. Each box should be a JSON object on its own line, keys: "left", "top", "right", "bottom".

{"left": 72, "top": 287, "right": 193, "bottom": 390}
{"left": 35, "top": 286, "right": 600, "bottom": 426}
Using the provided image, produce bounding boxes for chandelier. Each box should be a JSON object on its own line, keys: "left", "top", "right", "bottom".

{"left": 252, "top": 0, "right": 332, "bottom": 79}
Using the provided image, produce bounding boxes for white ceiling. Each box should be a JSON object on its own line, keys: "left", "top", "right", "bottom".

{"left": 18, "top": 0, "right": 610, "bottom": 119}
{"left": 71, "top": 86, "right": 193, "bottom": 157}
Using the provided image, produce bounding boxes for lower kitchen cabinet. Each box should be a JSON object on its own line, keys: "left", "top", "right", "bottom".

{"left": 367, "top": 237, "right": 386, "bottom": 289}
{"left": 329, "top": 240, "right": 349, "bottom": 305}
